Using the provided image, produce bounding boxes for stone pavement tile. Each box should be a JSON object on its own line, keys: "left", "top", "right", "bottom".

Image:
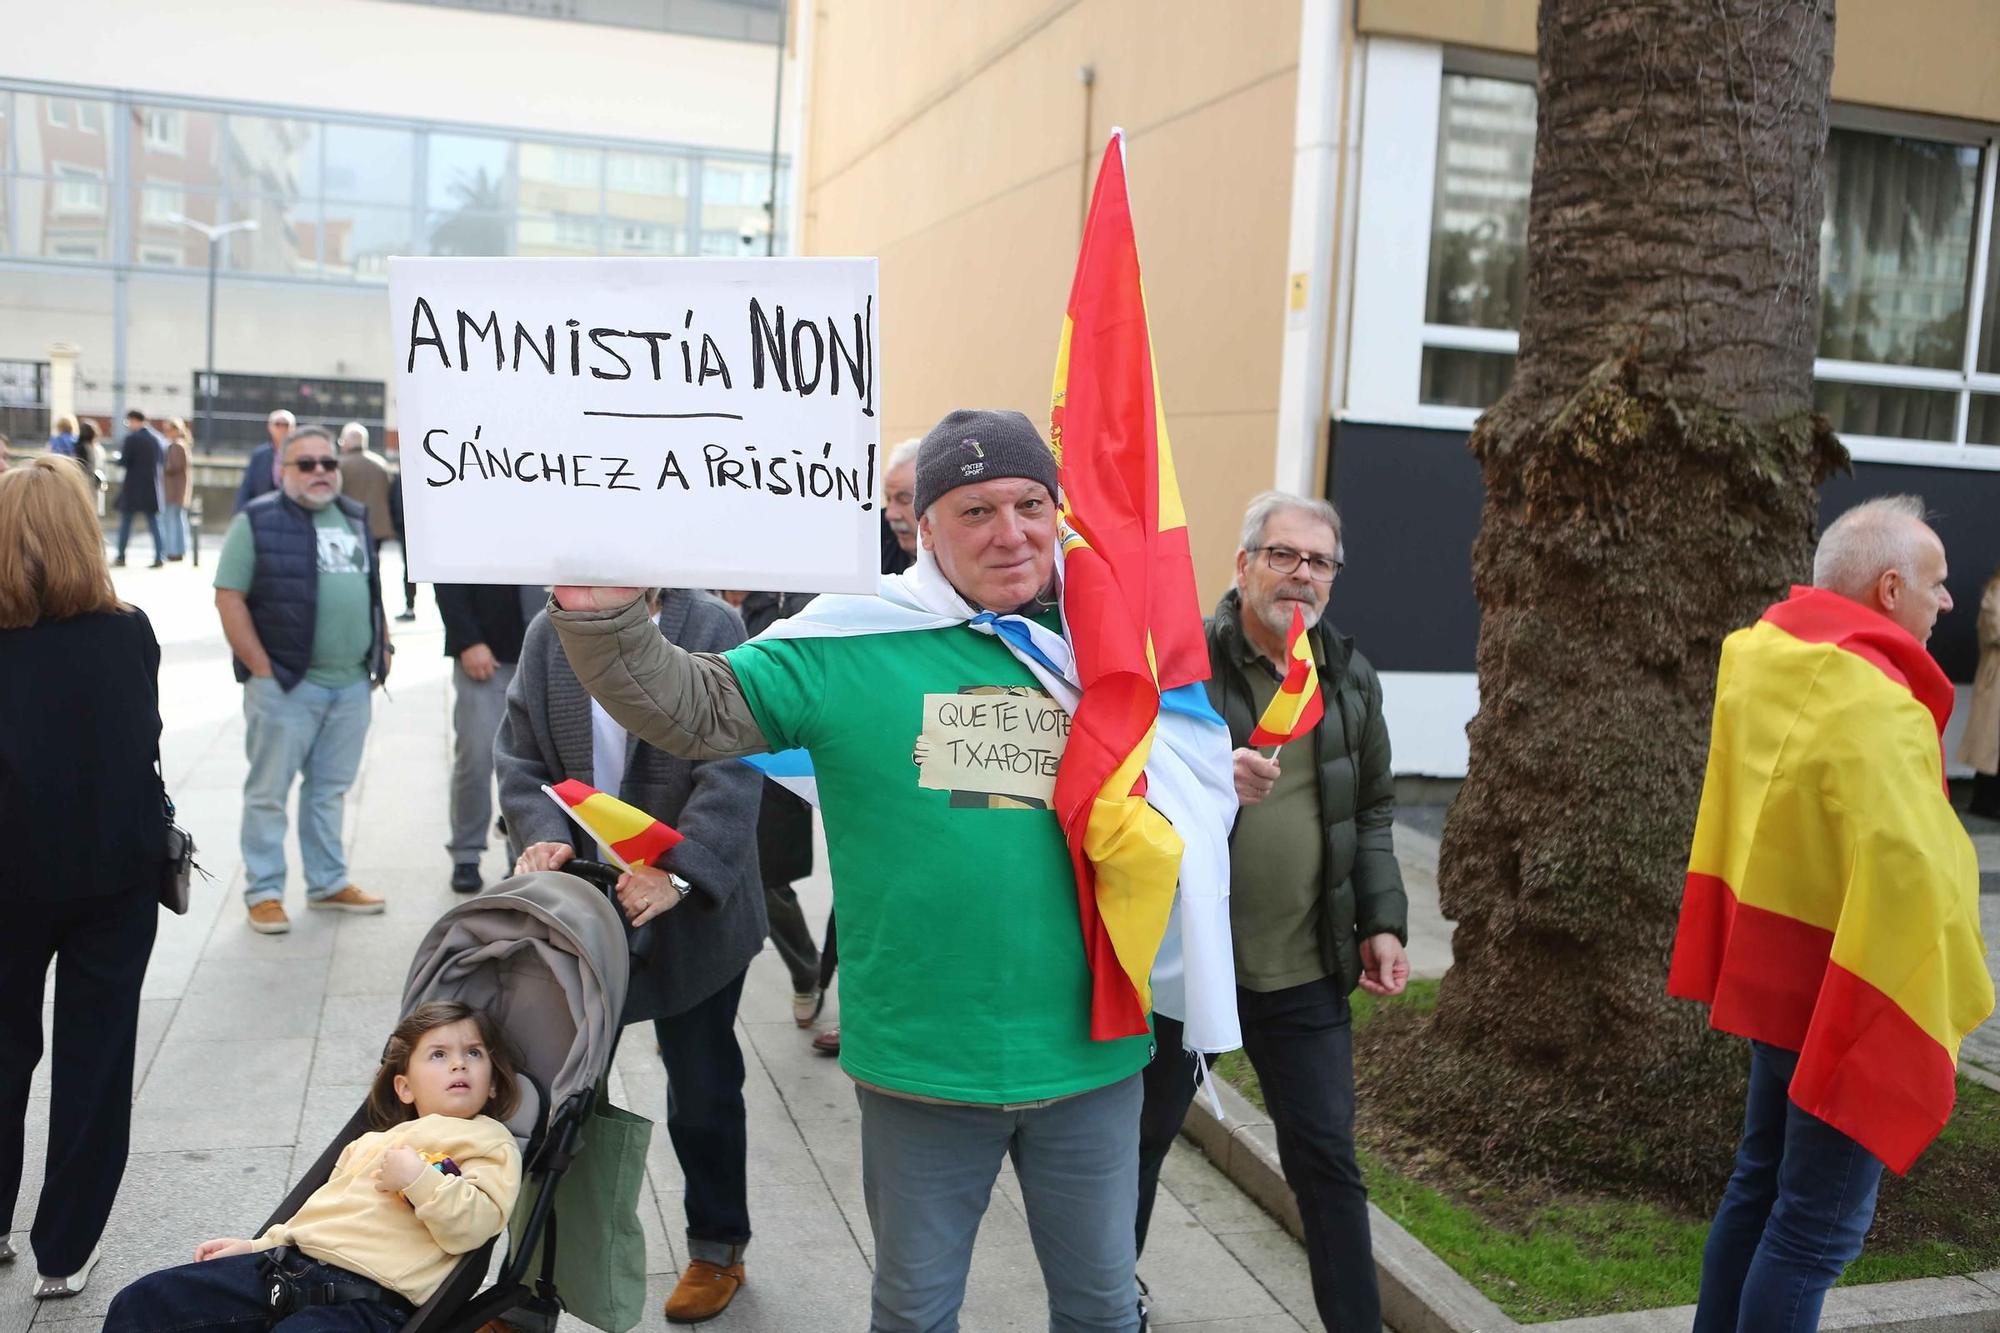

{"left": 316, "top": 990, "right": 402, "bottom": 1039}
{"left": 1154, "top": 1320, "right": 1308, "bottom": 1332}
{"left": 794, "top": 1115, "right": 867, "bottom": 1247}
{"left": 167, "top": 961, "right": 328, "bottom": 1043}
{"left": 311, "top": 1030, "right": 393, "bottom": 1087}
{"left": 326, "top": 930, "right": 430, "bottom": 997}
{"left": 1216, "top": 1228, "right": 1326, "bottom": 1333}
{"left": 637, "top": 1184, "right": 873, "bottom": 1332}
{"left": 294, "top": 1084, "right": 372, "bottom": 1170}
{"left": 1158, "top": 1138, "right": 1287, "bottom": 1237}
{"left": 197, "top": 904, "right": 342, "bottom": 962}
{"left": 141, "top": 889, "right": 231, "bottom": 1002}
{"left": 742, "top": 1019, "right": 859, "bottom": 1126}
{"left": 31, "top": 1146, "right": 296, "bottom": 1326}
{"left": 1139, "top": 1178, "right": 1292, "bottom": 1327}
{"left": 129, "top": 1037, "right": 314, "bottom": 1153}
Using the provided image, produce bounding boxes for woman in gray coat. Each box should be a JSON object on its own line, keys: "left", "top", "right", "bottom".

{"left": 496, "top": 588, "right": 767, "bottom": 1323}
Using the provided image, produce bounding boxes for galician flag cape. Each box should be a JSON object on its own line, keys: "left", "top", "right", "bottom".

{"left": 1669, "top": 585, "right": 1994, "bottom": 1173}
{"left": 747, "top": 543, "right": 1242, "bottom": 1056}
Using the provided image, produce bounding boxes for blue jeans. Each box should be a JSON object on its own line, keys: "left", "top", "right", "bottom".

{"left": 159, "top": 503, "right": 189, "bottom": 558}
{"left": 241, "top": 676, "right": 372, "bottom": 904}
{"left": 1693, "top": 1041, "right": 1885, "bottom": 1333}
{"left": 858, "top": 1073, "right": 1142, "bottom": 1333}
{"left": 104, "top": 1249, "right": 409, "bottom": 1330}
{"left": 114, "top": 509, "right": 160, "bottom": 562}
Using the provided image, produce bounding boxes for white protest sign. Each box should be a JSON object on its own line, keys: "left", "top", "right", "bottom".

{"left": 914, "top": 690, "right": 1071, "bottom": 804}
{"left": 388, "top": 256, "right": 879, "bottom": 592}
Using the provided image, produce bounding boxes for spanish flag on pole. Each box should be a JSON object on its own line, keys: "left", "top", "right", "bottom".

{"left": 1247, "top": 606, "right": 1323, "bottom": 748}
{"left": 542, "top": 780, "right": 683, "bottom": 872}
{"left": 1047, "top": 130, "right": 1211, "bottom": 1039}
{"left": 1668, "top": 586, "right": 1994, "bottom": 1173}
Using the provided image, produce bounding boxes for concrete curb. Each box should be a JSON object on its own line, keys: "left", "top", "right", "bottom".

{"left": 1181, "top": 1079, "right": 2000, "bottom": 1332}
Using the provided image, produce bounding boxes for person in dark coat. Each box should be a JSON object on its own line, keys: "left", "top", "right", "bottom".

{"left": 0, "top": 458, "right": 167, "bottom": 1300}
{"left": 496, "top": 589, "right": 767, "bottom": 1324}
{"left": 113, "top": 409, "right": 164, "bottom": 568}
{"left": 233, "top": 409, "right": 292, "bottom": 513}
{"left": 724, "top": 590, "right": 824, "bottom": 1026}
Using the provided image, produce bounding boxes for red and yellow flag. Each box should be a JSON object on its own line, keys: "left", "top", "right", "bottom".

{"left": 1047, "top": 131, "right": 1211, "bottom": 1039}
{"left": 543, "top": 779, "right": 683, "bottom": 872}
{"left": 1668, "top": 586, "right": 1994, "bottom": 1173}
{"left": 1246, "top": 606, "right": 1323, "bottom": 748}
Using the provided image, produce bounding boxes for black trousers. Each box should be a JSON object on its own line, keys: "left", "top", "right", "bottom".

{"left": 817, "top": 909, "right": 839, "bottom": 991}
{"left": 1137, "top": 976, "right": 1381, "bottom": 1332}
{"left": 654, "top": 967, "right": 752, "bottom": 1251}
{"left": 762, "top": 877, "right": 821, "bottom": 995}
{"left": 0, "top": 889, "right": 157, "bottom": 1274}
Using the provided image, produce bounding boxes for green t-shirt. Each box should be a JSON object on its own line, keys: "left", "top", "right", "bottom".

{"left": 214, "top": 506, "right": 374, "bottom": 688}
{"left": 726, "top": 622, "right": 1152, "bottom": 1104}
{"left": 1230, "top": 663, "right": 1329, "bottom": 992}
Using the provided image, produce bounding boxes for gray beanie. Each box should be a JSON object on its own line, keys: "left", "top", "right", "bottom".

{"left": 913, "top": 409, "right": 1059, "bottom": 517}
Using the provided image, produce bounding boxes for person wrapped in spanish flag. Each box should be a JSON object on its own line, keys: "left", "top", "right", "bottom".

{"left": 1671, "top": 494, "right": 1994, "bottom": 1333}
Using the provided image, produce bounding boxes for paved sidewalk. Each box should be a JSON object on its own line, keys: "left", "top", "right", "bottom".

{"left": 5, "top": 548, "right": 1328, "bottom": 1332}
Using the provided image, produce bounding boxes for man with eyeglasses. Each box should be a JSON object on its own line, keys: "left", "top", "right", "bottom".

{"left": 214, "top": 425, "right": 392, "bottom": 935}
{"left": 1134, "top": 490, "right": 1407, "bottom": 1333}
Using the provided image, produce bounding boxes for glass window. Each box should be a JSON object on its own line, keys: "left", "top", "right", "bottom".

{"left": 1965, "top": 394, "right": 2000, "bottom": 446}
{"left": 1420, "top": 348, "right": 1515, "bottom": 408}
{"left": 324, "top": 124, "right": 414, "bottom": 204}
{"left": 518, "top": 141, "right": 601, "bottom": 215}
{"left": 222, "top": 195, "right": 320, "bottom": 275}
{"left": 15, "top": 94, "right": 114, "bottom": 173}
{"left": 1817, "top": 130, "right": 1979, "bottom": 369}
{"left": 701, "top": 161, "right": 766, "bottom": 207}
{"left": 608, "top": 149, "right": 687, "bottom": 198}
{"left": 1813, "top": 380, "right": 1958, "bottom": 441}
{"left": 225, "top": 113, "right": 317, "bottom": 202}
{"left": 53, "top": 164, "right": 105, "bottom": 216}
{"left": 427, "top": 208, "right": 513, "bottom": 257}
{"left": 427, "top": 134, "right": 513, "bottom": 211}
{"left": 143, "top": 108, "right": 186, "bottom": 155}
{"left": 1424, "top": 75, "right": 1535, "bottom": 331}
{"left": 611, "top": 219, "right": 682, "bottom": 254}
{"left": 140, "top": 180, "right": 184, "bottom": 224}
{"left": 128, "top": 104, "right": 221, "bottom": 191}
{"left": 517, "top": 212, "right": 600, "bottom": 256}
{"left": 317, "top": 201, "right": 414, "bottom": 281}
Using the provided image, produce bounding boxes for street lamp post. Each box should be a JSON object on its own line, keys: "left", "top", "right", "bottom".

{"left": 170, "top": 215, "right": 257, "bottom": 452}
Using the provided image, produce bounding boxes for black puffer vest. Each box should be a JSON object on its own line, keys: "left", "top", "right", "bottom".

{"left": 233, "top": 493, "right": 386, "bottom": 691}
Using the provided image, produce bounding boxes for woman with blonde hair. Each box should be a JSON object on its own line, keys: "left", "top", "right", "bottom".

{"left": 0, "top": 457, "right": 167, "bottom": 1300}
{"left": 160, "top": 418, "right": 193, "bottom": 563}
{"left": 1962, "top": 565, "right": 2000, "bottom": 819}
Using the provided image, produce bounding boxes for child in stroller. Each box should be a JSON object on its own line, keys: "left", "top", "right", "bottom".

{"left": 103, "top": 1001, "right": 523, "bottom": 1330}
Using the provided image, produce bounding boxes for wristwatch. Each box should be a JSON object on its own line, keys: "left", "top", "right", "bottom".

{"left": 666, "top": 873, "right": 692, "bottom": 904}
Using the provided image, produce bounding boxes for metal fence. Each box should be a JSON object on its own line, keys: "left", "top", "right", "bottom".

{"left": 0, "top": 359, "right": 50, "bottom": 444}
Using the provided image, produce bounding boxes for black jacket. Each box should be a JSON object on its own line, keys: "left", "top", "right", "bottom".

{"left": 117, "top": 427, "right": 162, "bottom": 514}
{"left": 232, "top": 492, "right": 388, "bottom": 690}
{"left": 436, "top": 584, "right": 537, "bottom": 663}
{"left": 741, "top": 592, "right": 817, "bottom": 884}
{"left": 0, "top": 609, "right": 166, "bottom": 903}
{"left": 1205, "top": 589, "right": 1407, "bottom": 994}
{"left": 236, "top": 442, "right": 279, "bottom": 512}
{"left": 880, "top": 514, "right": 914, "bottom": 575}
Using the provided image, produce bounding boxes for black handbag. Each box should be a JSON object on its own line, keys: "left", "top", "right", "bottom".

{"left": 158, "top": 765, "right": 202, "bottom": 914}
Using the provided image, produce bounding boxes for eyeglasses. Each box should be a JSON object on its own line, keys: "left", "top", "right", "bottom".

{"left": 1251, "top": 545, "right": 1342, "bottom": 581}
{"left": 291, "top": 457, "right": 340, "bottom": 473}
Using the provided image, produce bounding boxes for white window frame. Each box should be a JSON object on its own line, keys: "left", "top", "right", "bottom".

{"left": 1342, "top": 39, "right": 2000, "bottom": 471}
{"left": 137, "top": 242, "right": 183, "bottom": 266}
{"left": 143, "top": 108, "right": 185, "bottom": 155}
{"left": 140, "top": 179, "right": 184, "bottom": 225}
{"left": 52, "top": 163, "right": 105, "bottom": 216}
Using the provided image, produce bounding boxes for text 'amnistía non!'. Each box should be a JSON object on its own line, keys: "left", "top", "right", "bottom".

{"left": 420, "top": 429, "right": 879, "bottom": 511}
{"left": 403, "top": 294, "right": 875, "bottom": 417}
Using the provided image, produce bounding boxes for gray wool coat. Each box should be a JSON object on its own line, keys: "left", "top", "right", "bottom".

{"left": 496, "top": 589, "right": 767, "bottom": 1022}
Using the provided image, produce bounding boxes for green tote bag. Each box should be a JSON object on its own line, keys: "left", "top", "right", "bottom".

{"left": 509, "top": 1090, "right": 654, "bottom": 1332}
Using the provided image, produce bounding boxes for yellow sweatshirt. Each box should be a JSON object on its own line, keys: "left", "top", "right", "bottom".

{"left": 251, "top": 1113, "right": 522, "bottom": 1305}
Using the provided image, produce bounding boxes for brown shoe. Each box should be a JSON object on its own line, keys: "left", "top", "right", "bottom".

{"left": 664, "top": 1259, "right": 745, "bottom": 1323}
{"left": 308, "top": 885, "right": 385, "bottom": 914}
{"left": 246, "top": 901, "right": 291, "bottom": 934}
{"left": 811, "top": 1026, "right": 840, "bottom": 1056}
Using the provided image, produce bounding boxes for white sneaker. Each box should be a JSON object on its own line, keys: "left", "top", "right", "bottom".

{"left": 32, "top": 1246, "right": 99, "bottom": 1299}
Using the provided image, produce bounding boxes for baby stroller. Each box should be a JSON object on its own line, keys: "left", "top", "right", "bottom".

{"left": 258, "top": 862, "right": 651, "bottom": 1332}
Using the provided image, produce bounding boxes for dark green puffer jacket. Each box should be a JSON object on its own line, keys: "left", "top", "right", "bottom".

{"left": 1204, "top": 589, "right": 1408, "bottom": 994}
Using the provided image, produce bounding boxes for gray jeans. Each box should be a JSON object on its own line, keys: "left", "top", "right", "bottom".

{"left": 858, "top": 1074, "right": 1143, "bottom": 1333}
{"left": 447, "top": 661, "right": 515, "bottom": 861}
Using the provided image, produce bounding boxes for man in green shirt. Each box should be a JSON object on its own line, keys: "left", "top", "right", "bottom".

{"left": 1135, "top": 492, "right": 1408, "bottom": 1333}
{"left": 214, "top": 426, "right": 390, "bottom": 936}
{"left": 551, "top": 410, "right": 1154, "bottom": 1331}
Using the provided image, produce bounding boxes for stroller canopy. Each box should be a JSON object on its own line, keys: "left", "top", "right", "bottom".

{"left": 401, "top": 870, "right": 630, "bottom": 1114}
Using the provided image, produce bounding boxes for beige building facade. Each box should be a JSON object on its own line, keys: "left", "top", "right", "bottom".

{"left": 795, "top": 0, "right": 2000, "bottom": 775}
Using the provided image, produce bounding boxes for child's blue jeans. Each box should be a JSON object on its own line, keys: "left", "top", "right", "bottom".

{"left": 103, "top": 1247, "right": 412, "bottom": 1331}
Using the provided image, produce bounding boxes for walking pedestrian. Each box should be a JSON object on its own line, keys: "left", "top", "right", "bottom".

{"left": 112, "top": 410, "right": 164, "bottom": 568}
{"left": 390, "top": 465, "right": 419, "bottom": 622}
{"left": 336, "top": 422, "right": 397, "bottom": 570}
{"left": 1135, "top": 491, "right": 1407, "bottom": 1333}
{"left": 1676, "top": 496, "right": 1993, "bottom": 1332}
{"left": 498, "top": 589, "right": 767, "bottom": 1324}
{"left": 233, "top": 409, "right": 293, "bottom": 512}
{"left": 46, "top": 416, "right": 78, "bottom": 459}
{"left": 0, "top": 458, "right": 167, "bottom": 1300}
{"left": 213, "top": 425, "right": 392, "bottom": 934}
{"left": 158, "top": 418, "right": 192, "bottom": 563}
{"left": 1960, "top": 563, "right": 2000, "bottom": 818}
{"left": 436, "top": 581, "right": 542, "bottom": 892}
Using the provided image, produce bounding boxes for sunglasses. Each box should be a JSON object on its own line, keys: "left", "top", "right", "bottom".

{"left": 291, "top": 457, "right": 340, "bottom": 473}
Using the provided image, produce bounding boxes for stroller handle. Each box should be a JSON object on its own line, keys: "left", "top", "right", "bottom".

{"left": 555, "top": 858, "right": 662, "bottom": 967}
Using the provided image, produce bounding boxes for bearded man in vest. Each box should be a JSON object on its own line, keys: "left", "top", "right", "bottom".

{"left": 214, "top": 425, "right": 392, "bottom": 935}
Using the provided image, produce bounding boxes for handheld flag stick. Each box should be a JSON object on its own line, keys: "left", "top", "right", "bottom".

{"left": 1246, "top": 606, "right": 1324, "bottom": 754}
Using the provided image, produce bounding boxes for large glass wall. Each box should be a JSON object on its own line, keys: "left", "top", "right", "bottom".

{"left": 0, "top": 82, "right": 790, "bottom": 282}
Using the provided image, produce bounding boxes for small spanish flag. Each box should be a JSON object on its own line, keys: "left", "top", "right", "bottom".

{"left": 541, "top": 780, "right": 682, "bottom": 872}
{"left": 1247, "top": 606, "right": 1324, "bottom": 748}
